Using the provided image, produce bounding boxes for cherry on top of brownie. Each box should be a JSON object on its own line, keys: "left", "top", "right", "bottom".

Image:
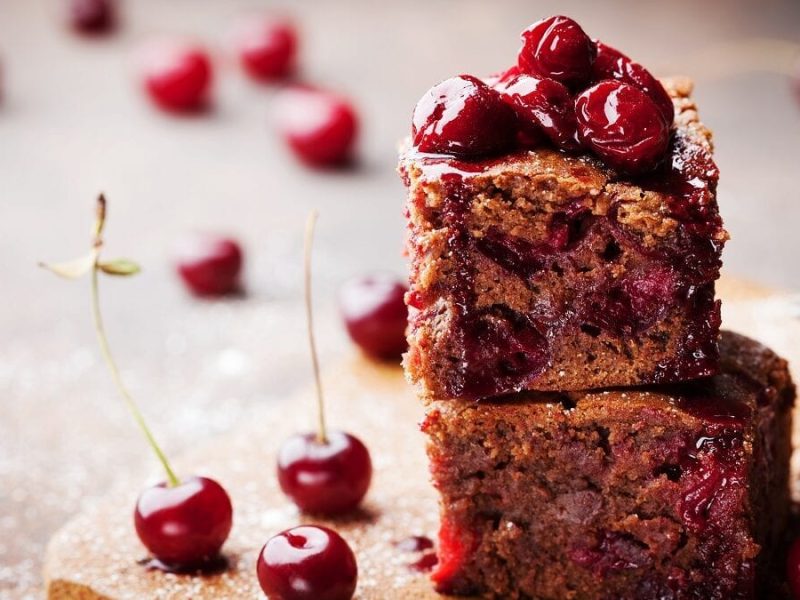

{"left": 411, "top": 15, "right": 675, "bottom": 175}
{"left": 404, "top": 16, "right": 725, "bottom": 235}
{"left": 400, "top": 16, "right": 729, "bottom": 399}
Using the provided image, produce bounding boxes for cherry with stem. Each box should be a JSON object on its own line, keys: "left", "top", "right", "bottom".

{"left": 277, "top": 211, "right": 372, "bottom": 516}
{"left": 40, "top": 195, "right": 233, "bottom": 571}
{"left": 304, "top": 210, "right": 327, "bottom": 445}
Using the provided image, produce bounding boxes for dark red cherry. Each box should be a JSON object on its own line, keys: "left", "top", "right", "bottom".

{"left": 257, "top": 525, "right": 357, "bottom": 600}
{"left": 517, "top": 16, "right": 596, "bottom": 88}
{"left": 338, "top": 274, "right": 408, "bottom": 360}
{"left": 787, "top": 537, "right": 800, "bottom": 599}
{"left": 68, "top": 0, "right": 114, "bottom": 34}
{"left": 575, "top": 80, "right": 670, "bottom": 174}
{"left": 412, "top": 75, "right": 517, "bottom": 157}
{"left": 591, "top": 41, "right": 674, "bottom": 125}
{"left": 273, "top": 87, "right": 358, "bottom": 167}
{"left": 174, "top": 233, "right": 243, "bottom": 297}
{"left": 497, "top": 74, "right": 581, "bottom": 151}
{"left": 142, "top": 43, "right": 212, "bottom": 113}
{"left": 237, "top": 17, "right": 297, "bottom": 82}
{"left": 277, "top": 430, "right": 372, "bottom": 515}
{"left": 134, "top": 476, "right": 233, "bottom": 569}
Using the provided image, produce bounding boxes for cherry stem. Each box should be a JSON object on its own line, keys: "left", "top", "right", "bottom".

{"left": 304, "top": 210, "right": 327, "bottom": 445}
{"left": 90, "top": 195, "right": 181, "bottom": 488}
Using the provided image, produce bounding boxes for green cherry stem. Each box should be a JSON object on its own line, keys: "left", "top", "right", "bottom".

{"left": 304, "top": 210, "right": 327, "bottom": 445}
{"left": 89, "top": 195, "right": 180, "bottom": 487}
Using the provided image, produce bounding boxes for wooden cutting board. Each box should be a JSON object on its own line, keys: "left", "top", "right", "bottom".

{"left": 44, "top": 277, "right": 800, "bottom": 599}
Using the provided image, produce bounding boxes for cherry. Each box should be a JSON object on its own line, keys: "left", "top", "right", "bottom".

{"left": 497, "top": 74, "right": 581, "bottom": 152}
{"left": 236, "top": 17, "right": 297, "bottom": 82}
{"left": 591, "top": 41, "right": 674, "bottom": 125}
{"left": 68, "top": 0, "right": 114, "bottom": 34}
{"left": 257, "top": 525, "right": 357, "bottom": 600}
{"left": 135, "top": 476, "right": 233, "bottom": 569}
{"left": 41, "top": 197, "right": 234, "bottom": 577}
{"left": 338, "top": 274, "right": 408, "bottom": 360}
{"left": 174, "top": 233, "right": 243, "bottom": 297}
{"left": 278, "top": 430, "right": 372, "bottom": 515}
{"left": 412, "top": 75, "right": 517, "bottom": 157}
{"left": 273, "top": 86, "right": 358, "bottom": 167}
{"left": 575, "top": 80, "right": 670, "bottom": 174}
{"left": 517, "top": 16, "right": 596, "bottom": 89}
{"left": 787, "top": 537, "right": 800, "bottom": 599}
{"left": 141, "top": 42, "right": 212, "bottom": 113}
{"left": 278, "top": 212, "right": 373, "bottom": 516}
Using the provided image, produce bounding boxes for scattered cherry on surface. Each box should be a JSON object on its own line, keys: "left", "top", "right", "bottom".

{"left": 412, "top": 75, "right": 518, "bottom": 157}
{"left": 135, "top": 476, "right": 233, "bottom": 570}
{"left": 788, "top": 537, "right": 800, "bottom": 599}
{"left": 278, "top": 430, "right": 372, "bottom": 515}
{"left": 338, "top": 274, "right": 408, "bottom": 360}
{"left": 40, "top": 196, "right": 234, "bottom": 576}
{"left": 517, "top": 15, "right": 596, "bottom": 88}
{"left": 141, "top": 42, "right": 212, "bottom": 113}
{"left": 591, "top": 41, "right": 674, "bottom": 125}
{"left": 575, "top": 80, "right": 670, "bottom": 174}
{"left": 236, "top": 16, "right": 297, "bottom": 82}
{"left": 277, "top": 213, "right": 373, "bottom": 515}
{"left": 257, "top": 525, "right": 357, "bottom": 600}
{"left": 68, "top": 0, "right": 115, "bottom": 34}
{"left": 273, "top": 86, "right": 358, "bottom": 167}
{"left": 496, "top": 73, "right": 581, "bottom": 151}
{"left": 174, "top": 233, "right": 243, "bottom": 297}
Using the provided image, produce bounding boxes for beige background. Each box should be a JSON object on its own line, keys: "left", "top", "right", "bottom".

{"left": 0, "top": 0, "right": 799, "bottom": 597}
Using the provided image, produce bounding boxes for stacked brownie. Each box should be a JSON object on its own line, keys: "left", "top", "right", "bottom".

{"left": 399, "top": 16, "right": 795, "bottom": 599}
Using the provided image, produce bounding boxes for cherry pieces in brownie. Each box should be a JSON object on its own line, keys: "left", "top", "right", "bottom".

{"left": 422, "top": 331, "right": 794, "bottom": 599}
{"left": 401, "top": 76, "right": 727, "bottom": 399}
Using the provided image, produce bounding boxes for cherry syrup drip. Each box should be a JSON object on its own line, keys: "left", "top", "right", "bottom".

{"left": 409, "top": 552, "right": 439, "bottom": 572}
{"left": 628, "top": 132, "right": 723, "bottom": 382}
{"left": 638, "top": 130, "right": 723, "bottom": 240}
{"left": 653, "top": 376, "right": 753, "bottom": 535}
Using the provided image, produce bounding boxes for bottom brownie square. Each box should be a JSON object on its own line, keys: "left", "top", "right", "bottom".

{"left": 423, "top": 331, "right": 794, "bottom": 599}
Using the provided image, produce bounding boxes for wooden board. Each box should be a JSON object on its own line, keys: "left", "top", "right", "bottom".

{"left": 44, "top": 278, "right": 800, "bottom": 598}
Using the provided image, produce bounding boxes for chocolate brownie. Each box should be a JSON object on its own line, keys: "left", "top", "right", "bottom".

{"left": 401, "top": 77, "right": 728, "bottom": 400}
{"left": 423, "top": 331, "right": 794, "bottom": 599}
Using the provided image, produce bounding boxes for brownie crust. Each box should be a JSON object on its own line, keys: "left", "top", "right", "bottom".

{"left": 423, "top": 331, "right": 794, "bottom": 599}
{"left": 401, "top": 77, "right": 728, "bottom": 400}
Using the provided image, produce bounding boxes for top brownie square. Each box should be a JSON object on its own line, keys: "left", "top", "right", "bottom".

{"left": 400, "top": 78, "right": 728, "bottom": 400}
